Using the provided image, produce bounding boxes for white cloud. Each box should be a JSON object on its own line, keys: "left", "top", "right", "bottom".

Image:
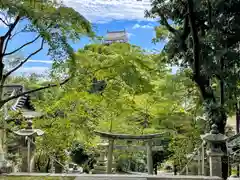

{"left": 27, "top": 60, "right": 53, "bottom": 64}
{"left": 15, "top": 60, "right": 53, "bottom": 75}
{"left": 132, "top": 23, "right": 153, "bottom": 29}
{"left": 62, "top": 0, "right": 152, "bottom": 23}
{"left": 14, "top": 66, "right": 50, "bottom": 76}
{"left": 127, "top": 32, "right": 135, "bottom": 38}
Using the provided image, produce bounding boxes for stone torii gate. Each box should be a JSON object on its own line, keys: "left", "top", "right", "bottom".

{"left": 94, "top": 131, "right": 165, "bottom": 175}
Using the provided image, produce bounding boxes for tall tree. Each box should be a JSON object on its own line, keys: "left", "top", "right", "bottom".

{"left": 0, "top": 0, "right": 93, "bottom": 107}
{"left": 146, "top": 0, "right": 240, "bottom": 178}
{"left": 0, "top": 0, "right": 93, "bottom": 172}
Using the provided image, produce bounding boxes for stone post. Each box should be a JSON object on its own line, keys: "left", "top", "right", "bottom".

{"left": 50, "top": 157, "right": 55, "bottom": 173}
{"left": 99, "top": 151, "right": 106, "bottom": 162}
{"left": 0, "top": 103, "right": 8, "bottom": 171}
{"left": 107, "top": 139, "right": 114, "bottom": 174}
{"left": 0, "top": 129, "right": 5, "bottom": 169}
{"left": 198, "top": 150, "right": 201, "bottom": 175}
{"left": 201, "top": 124, "right": 228, "bottom": 177}
{"left": 14, "top": 120, "right": 44, "bottom": 173}
{"left": 27, "top": 137, "right": 31, "bottom": 172}
{"left": 201, "top": 144, "right": 205, "bottom": 175}
{"left": 146, "top": 140, "right": 153, "bottom": 175}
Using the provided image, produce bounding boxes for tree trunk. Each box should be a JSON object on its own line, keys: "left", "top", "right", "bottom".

{"left": 193, "top": 74, "right": 228, "bottom": 179}
{"left": 154, "top": 165, "right": 157, "bottom": 175}
{"left": 36, "top": 155, "right": 41, "bottom": 172}
{"left": 236, "top": 108, "right": 240, "bottom": 176}
{"left": 173, "top": 163, "right": 177, "bottom": 175}
{"left": 45, "top": 157, "right": 50, "bottom": 173}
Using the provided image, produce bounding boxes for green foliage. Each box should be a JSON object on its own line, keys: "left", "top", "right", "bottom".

{"left": 146, "top": 0, "right": 240, "bottom": 136}
{"left": 5, "top": 41, "right": 203, "bottom": 172}
{"left": 69, "top": 142, "right": 94, "bottom": 166}
{"left": 1, "top": 0, "right": 94, "bottom": 81}
{"left": 71, "top": 43, "right": 202, "bottom": 171}
{"left": 0, "top": 0, "right": 206, "bottom": 174}
{"left": 168, "top": 128, "right": 201, "bottom": 170}
{"left": 116, "top": 151, "right": 146, "bottom": 172}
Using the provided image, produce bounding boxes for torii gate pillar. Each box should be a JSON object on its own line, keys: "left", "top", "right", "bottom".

{"left": 107, "top": 139, "right": 114, "bottom": 174}
{"left": 146, "top": 140, "right": 153, "bottom": 174}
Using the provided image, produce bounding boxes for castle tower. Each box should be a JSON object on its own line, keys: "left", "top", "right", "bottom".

{"left": 104, "top": 29, "right": 128, "bottom": 44}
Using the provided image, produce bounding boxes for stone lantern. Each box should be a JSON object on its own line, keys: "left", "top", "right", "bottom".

{"left": 13, "top": 120, "right": 44, "bottom": 172}
{"left": 201, "top": 124, "right": 228, "bottom": 177}
{"left": 92, "top": 142, "right": 109, "bottom": 174}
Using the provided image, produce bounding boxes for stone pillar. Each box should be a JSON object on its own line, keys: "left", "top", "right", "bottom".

{"left": 197, "top": 150, "right": 201, "bottom": 175}
{"left": 201, "top": 144, "right": 205, "bottom": 175}
{"left": 99, "top": 151, "right": 106, "bottom": 161}
{"left": 0, "top": 129, "right": 5, "bottom": 169}
{"left": 201, "top": 124, "right": 228, "bottom": 177}
{"left": 146, "top": 140, "right": 153, "bottom": 175}
{"left": 107, "top": 139, "right": 114, "bottom": 174}
{"left": 208, "top": 151, "right": 223, "bottom": 176}
{"left": 50, "top": 157, "right": 55, "bottom": 173}
{"left": 20, "top": 144, "right": 29, "bottom": 172}
{"left": 20, "top": 136, "right": 35, "bottom": 173}
{"left": 186, "top": 165, "right": 189, "bottom": 175}
{"left": 27, "top": 137, "right": 31, "bottom": 172}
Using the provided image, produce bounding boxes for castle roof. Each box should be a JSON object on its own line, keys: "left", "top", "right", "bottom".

{"left": 104, "top": 30, "right": 128, "bottom": 43}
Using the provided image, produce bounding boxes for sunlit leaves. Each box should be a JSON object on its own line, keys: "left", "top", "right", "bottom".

{"left": 7, "top": 41, "right": 204, "bottom": 169}
{"left": 1, "top": 0, "right": 94, "bottom": 75}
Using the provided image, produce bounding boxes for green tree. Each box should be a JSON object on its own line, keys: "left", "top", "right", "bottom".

{"left": 0, "top": 0, "right": 93, "bottom": 164}
{"left": 22, "top": 42, "right": 202, "bottom": 173}
{"left": 0, "top": 0, "right": 93, "bottom": 108}
{"left": 146, "top": 0, "right": 240, "bottom": 178}
{"left": 74, "top": 43, "right": 203, "bottom": 172}
{"left": 0, "top": 0, "right": 94, "bottom": 171}
{"left": 147, "top": 0, "right": 240, "bottom": 133}
{"left": 72, "top": 43, "right": 161, "bottom": 134}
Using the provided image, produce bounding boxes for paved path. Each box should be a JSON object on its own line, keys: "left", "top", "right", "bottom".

{"left": 74, "top": 176, "right": 147, "bottom": 180}
{"left": 7, "top": 173, "right": 221, "bottom": 180}
{"left": 157, "top": 171, "right": 174, "bottom": 176}
{"left": 7, "top": 173, "right": 147, "bottom": 180}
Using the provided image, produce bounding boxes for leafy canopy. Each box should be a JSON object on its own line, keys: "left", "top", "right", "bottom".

{"left": 0, "top": 0, "right": 93, "bottom": 81}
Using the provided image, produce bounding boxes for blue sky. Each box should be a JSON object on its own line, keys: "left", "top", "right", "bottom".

{"left": 1, "top": 0, "right": 168, "bottom": 76}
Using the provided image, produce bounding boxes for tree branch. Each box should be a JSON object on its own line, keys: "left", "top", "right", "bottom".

{"left": 4, "top": 38, "right": 44, "bottom": 79}
{"left": 1, "top": 16, "right": 21, "bottom": 59}
{"left": 3, "top": 33, "right": 11, "bottom": 56}
{"left": 159, "top": 14, "right": 178, "bottom": 36}
{"left": 207, "top": 0, "right": 212, "bottom": 28}
{"left": 1, "top": 77, "right": 71, "bottom": 104}
{"left": 179, "top": 16, "right": 190, "bottom": 55}
{"left": 4, "top": 35, "right": 41, "bottom": 56}
{"left": 220, "top": 57, "right": 224, "bottom": 106}
{"left": 9, "top": 28, "right": 25, "bottom": 40}
{"left": 182, "top": 16, "right": 190, "bottom": 40}
{"left": 187, "top": 0, "right": 200, "bottom": 77}
{"left": 0, "top": 17, "right": 9, "bottom": 27}
{"left": 3, "top": 16, "right": 20, "bottom": 40}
